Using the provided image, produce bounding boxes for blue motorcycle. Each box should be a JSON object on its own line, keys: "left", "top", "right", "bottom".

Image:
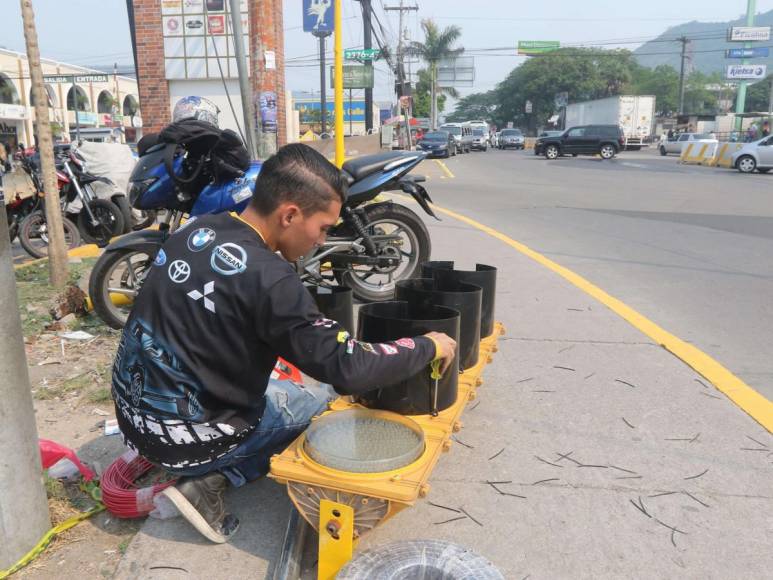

{"left": 88, "top": 146, "right": 438, "bottom": 329}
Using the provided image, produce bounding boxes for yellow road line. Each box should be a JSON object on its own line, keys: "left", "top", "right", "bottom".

{"left": 422, "top": 199, "right": 773, "bottom": 432}
{"left": 435, "top": 159, "right": 455, "bottom": 179}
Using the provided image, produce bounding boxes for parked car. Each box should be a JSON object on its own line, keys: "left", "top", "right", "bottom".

{"left": 471, "top": 128, "right": 489, "bottom": 151}
{"left": 417, "top": 130, "right": 457, "bottom": 158}
{"left": 439, "top": 123, "right": 473, "bottom": 153}
{"left": 534, "top": 131, "right": 564, "bottom": 155}
{"left": 498, "top": 128, "right": 525, "bottom": 150}
{"left": 659, "top": 133, "right": 716, "bottom": 156}
{"left": 540, "top": 125, "right": 625, "bottom": 160}
{"left": 731, "top": 137, "right": 773, "bottom": 173}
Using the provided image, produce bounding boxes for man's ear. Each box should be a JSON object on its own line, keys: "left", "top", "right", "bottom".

{"left": 278, "top": 203, "right": 302, "bottom": 227}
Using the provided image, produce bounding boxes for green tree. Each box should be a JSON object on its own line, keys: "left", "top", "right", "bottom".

{"left": 446, "top": 91, "right": 497, "bottom": 122}
{"left": 410, "top": 19, "right": 464, "bottom": 129}
{"left": 630, "top": 64, "right": 679, "bottom": 115}
{"left": 745, "top": 76, "right": 772, "bottom": 112}
{"left": 683, "top": 71, "right": 720, "bottom": 114}
{"left": 413, "top": 68, "right": 451, "bottom": 118}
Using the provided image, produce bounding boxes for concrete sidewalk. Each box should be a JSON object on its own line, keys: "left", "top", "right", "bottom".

{"left": 116, "top": 207, "right": 772, "bottom": 579}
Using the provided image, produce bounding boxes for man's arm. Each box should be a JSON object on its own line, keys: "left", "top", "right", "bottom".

{"left": 257, "top": 274, "right": 439, "bottom": 395}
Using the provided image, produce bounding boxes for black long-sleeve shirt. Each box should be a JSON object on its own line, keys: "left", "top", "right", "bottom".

{"left": 112, "top": 212, "right": 436, "bottom": 468}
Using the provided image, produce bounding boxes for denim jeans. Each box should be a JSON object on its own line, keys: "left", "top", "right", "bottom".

{"left": 166, "top": 378, "right": 335, "bottom": 487}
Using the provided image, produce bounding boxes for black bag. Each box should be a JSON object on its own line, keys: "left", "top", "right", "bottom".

{"left": 138, "top": 119, "right": 250, "bottom": 191}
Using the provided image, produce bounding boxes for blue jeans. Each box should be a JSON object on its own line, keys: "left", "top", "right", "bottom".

{"left": 167, "top": 378, "right": 335, "bottom": 487}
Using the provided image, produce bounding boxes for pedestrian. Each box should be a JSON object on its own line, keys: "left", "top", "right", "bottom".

{"left": 763, "top": 120, "right": 770, "bottom": 137}
{"left": 111, "top": 141, "right": 457, "bottom": 544}
{"left": 667, "top": 128, "right": 674, "bottom": 140}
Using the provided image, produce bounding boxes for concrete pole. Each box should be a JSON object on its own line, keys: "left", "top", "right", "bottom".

{"left": 735, "top": 0, "right": 757, "bottom": 131}
{"left": 229, "top": 0, "right": 257, "bottom": 159}
{"left": 20, "top": 0, "right": 69, "bottom": 288}
{"left": 334, "top": 0, "right": 345, "bottom": 167}
{"left": 0, "top": 203, "right": 51, "bottom": 570}
{"left": 677, "top": 36, "right": 688, "bottom": 116}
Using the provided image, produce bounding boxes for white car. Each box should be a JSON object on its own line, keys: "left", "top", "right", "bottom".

{"left": 659, "top": 133, "right": 715, "bottom": 156}
{"left": 731, "top": 137, "right": 773, "bottom": 173}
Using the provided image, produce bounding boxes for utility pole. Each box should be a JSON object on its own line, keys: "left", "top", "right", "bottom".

{"left": 385, "top": 1, "right": 418, "bottom": 149}
{"left": 677, "top": 35, "right": 689, "bottom": 116}
{"left": 20, "top": 0, "right": 68, "bottom": 287}
{"left": 316, "top": 33, "right": 330, "bottom": 135}
{"left": 359, "top": 0, "right": 374, "bottom": 133}
{"left": 229, "top": 0, "right": 257, "bottom": 158}
{"left": 735, "top": 0, "right": 757, "bottom": 131}
{"left": 0, "top": 194, "right": 52, "bottom": 570}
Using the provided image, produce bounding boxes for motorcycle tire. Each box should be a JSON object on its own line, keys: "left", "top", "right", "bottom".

{"left": 112, "top": 194, "right": 134, "bottom": 234}
{"left": 132, "top": 209, "right": 158, "bottom": 231}
{"left": 77, "top": 199, "right": 125, "bottom": 246}
{"left": 89, "top": 248, "right": 155, "bottom": 329}
{"left": 18, "top": 210, "right": 81, "bottom": 259}
{"left": 335, "top": 203, "right": 431, "bottom": 303}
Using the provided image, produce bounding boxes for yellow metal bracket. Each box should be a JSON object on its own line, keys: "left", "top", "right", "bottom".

{"left": 318, "top": 499, "right": 354, "bottom": 580}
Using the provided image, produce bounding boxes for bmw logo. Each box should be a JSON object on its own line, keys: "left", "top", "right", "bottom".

{"left": 188, "top": 228, "right": 216, "bottom": 252}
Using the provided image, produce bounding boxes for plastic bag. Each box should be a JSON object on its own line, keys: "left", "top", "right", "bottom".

{"left": 39, "top": 439, "right": 95, "bottom": 481}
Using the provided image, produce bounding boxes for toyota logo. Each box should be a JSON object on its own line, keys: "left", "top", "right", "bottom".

{"left": 168, "top": 260, "right": 191, "bottom": 283}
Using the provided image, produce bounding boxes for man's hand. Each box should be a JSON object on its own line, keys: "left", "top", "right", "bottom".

{"left": 425, "top": 332, "right": 457, "bottom": 374}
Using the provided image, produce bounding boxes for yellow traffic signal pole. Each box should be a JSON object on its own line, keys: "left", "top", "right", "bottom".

{"left": 334, "top": 0, "right": 345, "bottom": 167}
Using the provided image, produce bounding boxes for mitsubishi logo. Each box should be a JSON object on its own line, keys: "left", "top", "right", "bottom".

{"left": 187, "top": 281, "right": 216, "bottom": 313}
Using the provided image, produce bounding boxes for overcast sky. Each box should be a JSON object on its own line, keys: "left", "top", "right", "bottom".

{"left": 2, "top": 0, "right": 773, "bottom": 106}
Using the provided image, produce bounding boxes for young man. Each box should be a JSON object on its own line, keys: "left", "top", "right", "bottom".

{"left": 111, "top": 143, "right": 456, "bottom": 543}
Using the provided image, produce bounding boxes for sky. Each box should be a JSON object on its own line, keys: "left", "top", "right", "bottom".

{"left": 2, "top": 0, "right": 773, "bottom": 108}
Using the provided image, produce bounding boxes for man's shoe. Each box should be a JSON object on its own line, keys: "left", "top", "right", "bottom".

{"left": 161, "top": 472, "right": 240, "bottom": 543}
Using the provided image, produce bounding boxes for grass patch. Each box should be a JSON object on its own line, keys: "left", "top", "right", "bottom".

{"left": 15, "top": 258, "right": 98, "bottom": 336}
{"left": 36, "top": 362, "right": 113, "bottom": 402}
{"left": 87, "top": 386, "right": 113, "bottom": 404}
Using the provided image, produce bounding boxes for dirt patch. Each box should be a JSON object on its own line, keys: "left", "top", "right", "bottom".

{"left": 12, "top": 260, "right": 148, "bottom": 579}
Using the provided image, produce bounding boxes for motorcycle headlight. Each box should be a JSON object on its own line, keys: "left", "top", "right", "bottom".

{"left": 128, "top": 178, "right": 158, "bottom": 207}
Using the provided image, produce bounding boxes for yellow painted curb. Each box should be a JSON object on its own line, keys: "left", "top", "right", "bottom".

{"left": 412, "top": 197, "right": 773, "bottom": 432}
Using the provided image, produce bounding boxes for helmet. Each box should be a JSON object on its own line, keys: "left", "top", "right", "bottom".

{"left": 172, "top": 96, "right": 220, "bottom": 127}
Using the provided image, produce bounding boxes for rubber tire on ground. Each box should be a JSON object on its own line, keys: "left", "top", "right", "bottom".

{"left": 600, "top": 144, "right": 616, "bottom": 159}
{"left": 572, "top": 153, "right": 578, "bottom": 157}
{"left": 77, "top": 198, "right": 125, "bottom": 246}
{"left": 660, "top": 146, "right": 667, "bottom": 156}
{"left": 336, "top": 203, "right": 431, "bottom": 303}
{"left": 336, "top": 539, "right": 505, "bottom": 580}
{"left": 758, "top": 168, "right": 770, "bottom": 173}
{"left": 736, "top": 155, "right": 757, "bottom": 174}
{"left": 18, "top": 210, "right": 81, "bottom": 259}
{"left": 545, "top": 144, "right": 560, "bottom": 160}
{"left": 88, "top": 248, "right": 152, "bottom": 329}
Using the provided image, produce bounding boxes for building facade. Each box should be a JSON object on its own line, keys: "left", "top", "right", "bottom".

{"left": 0, "top": 48, "right": 141, "bottom": 148}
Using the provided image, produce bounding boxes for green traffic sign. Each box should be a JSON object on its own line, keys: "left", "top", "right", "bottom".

{"left": 330, "top": 65, "right": 374, "bottom": 89}
{"left": 344, "top": 48, "right": 381, "bottom": 61}
{"left": 517, "top": 41, "right": 560, "bottom": 56}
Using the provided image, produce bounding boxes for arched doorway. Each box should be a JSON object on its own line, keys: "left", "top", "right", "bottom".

{"left": 123, "top": 94, "right": 139, "bottom": 116}
{"left": 0, "top": 73, "right": 21, "bottom": 105}
{"left": 66, "top": 85, "right": 91, "bottom": 111}
{"left": 29, "top": 84, "right": 59, "bottom": 108}
{"left": 97, "top": 90, "right": 115, "bottom": 114}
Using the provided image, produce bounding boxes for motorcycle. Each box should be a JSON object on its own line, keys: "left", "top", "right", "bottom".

{"left": 88, "top": 146, "right": 438, "bottom": 329}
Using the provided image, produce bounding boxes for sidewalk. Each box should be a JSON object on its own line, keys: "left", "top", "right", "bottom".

{"left": 116, "top": 206, "right": 772, "bottom": 579}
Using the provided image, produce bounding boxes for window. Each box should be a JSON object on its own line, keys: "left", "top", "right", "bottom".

{"left": 567, "top": 127, "right": 585, "bottom": 138}
{"left": 678, "top": 134, "right": 690, "bottom": 142}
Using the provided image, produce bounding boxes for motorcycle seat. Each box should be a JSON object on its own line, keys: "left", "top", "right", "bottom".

{"left": 342, "top": 151, "right": 421, "bottom": 182}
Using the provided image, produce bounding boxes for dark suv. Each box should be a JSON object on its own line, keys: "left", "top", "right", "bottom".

{"left": 539, "top": 125, "right": 625, "bottom": 160}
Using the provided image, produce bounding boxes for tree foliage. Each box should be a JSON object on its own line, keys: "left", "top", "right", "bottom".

{"left": 413, "top": 68, "right": 449, "bottom": 118}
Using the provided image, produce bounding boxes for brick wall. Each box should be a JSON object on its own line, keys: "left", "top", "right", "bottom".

{"left": 131, "top": 0, "right": 170, "bottom": 135}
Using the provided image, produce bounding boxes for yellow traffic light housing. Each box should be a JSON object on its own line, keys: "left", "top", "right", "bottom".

{"left": 269, "top": 323, "right": 504, "bottom": 579}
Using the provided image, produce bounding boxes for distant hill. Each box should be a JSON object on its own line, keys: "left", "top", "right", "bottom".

{"left": 634, "top": 10, "right": 773, "bottom": 74}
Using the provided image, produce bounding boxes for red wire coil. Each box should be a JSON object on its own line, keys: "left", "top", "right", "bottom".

{"left": 101, "top": 453, "right": 177, "bottom": 518}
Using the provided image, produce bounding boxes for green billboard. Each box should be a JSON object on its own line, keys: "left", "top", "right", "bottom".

{"left": 517, "top": 41, "right": 560, "bottom": 56}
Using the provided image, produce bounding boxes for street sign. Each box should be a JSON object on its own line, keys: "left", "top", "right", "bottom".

{"left": 726, "top": 47, "right": 770, "bottom": 59}
{"left": 303, "top": 0, "right": 334, "bottom": 35}
{"left": 330, "top": 65, "right": 374, "bottom": 89}
{"left": 437, "top": 56, "right": 475, "bottom": 88}
{"left": 525, "top": 100, "right": 533, "bottom": 114}
{"left": 344, "top": 48, "right": 380, "bottom": 61}
{"left": 726, "top": 64, "right": 768, "bottom": 80}
{"left": 554, "top": 91, "right": 569, "bottom": 108}
{"left": 728, "top": 26, "right": 771, "bottom": 42}
{"left": 43, "top": 74, "right": 109, "bottom": 84}
{"left": 518, "top": 41, "right": 560, "bottom": 56}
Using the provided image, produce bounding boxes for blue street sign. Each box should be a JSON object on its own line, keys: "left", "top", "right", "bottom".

{"left": 303, "top": 0, "right": 334, "bottom": 35}
{"left": 726, "top": 47, "right": 770, "bottom": 59}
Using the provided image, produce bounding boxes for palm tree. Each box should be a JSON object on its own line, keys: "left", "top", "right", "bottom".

{"left": 410, "top": 19, "right": 464, "bottom": 129}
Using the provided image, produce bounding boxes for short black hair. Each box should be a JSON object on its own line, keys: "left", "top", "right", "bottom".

{"left": 249, "top": 143, "right": 347, "bottom": 216}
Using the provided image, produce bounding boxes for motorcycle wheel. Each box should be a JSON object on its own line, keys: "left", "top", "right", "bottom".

{"left": 112, "top": 194, "right": 134, "bottom": 234}
{"left": 77, "top": 199, "right": 125, "bottom": 246}
{"left": 18, "top": 210, "right": 81, "bottom": 259}
{"left": 89, "top": 248, "right": 155, "bottom": 329}
{"left": 335, "top": 203, "right": 431, "bottom": 302}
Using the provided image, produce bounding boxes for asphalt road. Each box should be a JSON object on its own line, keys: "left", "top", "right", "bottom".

{"left": 423, "top": 146, "right": 773, "bottom": 402}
